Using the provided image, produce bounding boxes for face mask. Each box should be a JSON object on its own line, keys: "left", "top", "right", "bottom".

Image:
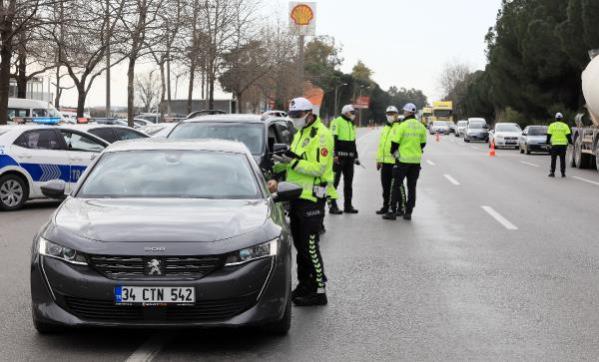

{"left": 386, "top": 115, "right": 396, "bottom": 124}
{"left": 291, "top": 114, "right": 309, "bottom": 129}
{"left": 347, "top": 113, "right": 356, "bottom": 121}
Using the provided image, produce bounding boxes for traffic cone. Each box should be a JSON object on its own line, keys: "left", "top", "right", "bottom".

{"left": 436, "top": 132, "right": 440, "bottom": 142}
{"left": 489, "top": 141, "right": 496, "bottom": 157}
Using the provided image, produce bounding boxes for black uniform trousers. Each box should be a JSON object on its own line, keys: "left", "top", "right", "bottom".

{"left": 334, "top": 157, "right": 355, "bottom": 209}
{"left": 390, "top": 162, "right": 421, "bottom": 215}
{"left": 290, "top": 199, "right": 327, "bottom": 293}
{"left": 381, "top": 163, "right": 406, "bottom": 212}
{"left": 550, "top": 145, "right": 567, "bottom": 175}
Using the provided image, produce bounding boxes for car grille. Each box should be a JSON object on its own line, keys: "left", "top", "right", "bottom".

{"left": 505, "top": 137, "right": 518, "bottom": 141}
{"left": 63, "top": 292, "right": 259, "bottom": 323}
{"left": 88, "top": 255, "right": 223, "bottom": 280}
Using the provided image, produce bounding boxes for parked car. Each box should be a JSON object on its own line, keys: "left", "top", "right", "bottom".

{"left": 456, "top": 120, "right": 468, "bottom": 137}
{"left": 489, "top": 123, "right": 522, "bottom": 149}
{"left": 187, "top": 110, "right": 227, "bottom": 119}
{"left": 91, "top": 118, "right": 128, "bottom": 126}
{"left": 464, "top": 118, "right": 489, "bottom": 143}
{"left": 519, "top": 125, "right": 549, "bottom": 154}
{"left": 62, "top": 125, "right": 149, "bottom": 143}
{"left": 168, "top": 114, "right": 295, "bottom": 177}
{"left": 429, "top": 121, "right": 451, "bottom": 135}
{"left": 30, "top": 139, "right": 299, "bottom": 334}
{"left": 8, "top": 98, "right": 63, "bottom": 124}
{"left": 136, "top": 113, "right": 161, "bottom": 124}
{"left": 0, "top": 125, "right": 108, "bottom": 210}
{"left": 140, "top": 123, "right": 179, "bottom": 138}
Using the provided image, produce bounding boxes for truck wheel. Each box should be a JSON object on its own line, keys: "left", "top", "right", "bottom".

{"left": 575, "top": 139, "right": 585, "bottom": 169}
{"left": 570, "top": 143, "right": 577, "bottom": 168}
{"left": 0, "top": 174, "right": 28, "bottom": 211}
{"left": 595, "top": 143, "right": 599, "bottom": 172}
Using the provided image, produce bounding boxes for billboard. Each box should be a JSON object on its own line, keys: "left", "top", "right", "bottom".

{"left": 289, "top": 2, "right": 316, "bottom": 36}
{"left": 354, "top": 96, "right": 370, "bottom": 110}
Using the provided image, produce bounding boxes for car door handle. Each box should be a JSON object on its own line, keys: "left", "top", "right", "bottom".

{"left": 16, "top": 154, "right": 32, "bottom": 159}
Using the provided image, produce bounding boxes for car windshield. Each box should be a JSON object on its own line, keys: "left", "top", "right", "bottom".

{"left": 434, "top": 110, "right": 452, "bottom": 118}
{"left": 528, "top": 127, "right": 548, "bottom": 136}
{"left": 78, "top": 150, "right": 261, "bottom": 199}
{"left": 433, "top": 121, "right": 448, "bottom": 127}
{"left": 169, "top": 123, "right": 264, "bottom": 155}
{"left": 469, "top": 122, "right": 485, "bottom": 129}
{"left": 458, "top": 122, "right": 467, "bottom": 127}
{"left": 495, "top": 124, "right": 521, "bottom": 132}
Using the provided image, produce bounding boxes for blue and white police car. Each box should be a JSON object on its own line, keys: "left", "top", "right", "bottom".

{"left": 0, "top": 125, "right": 109, "bottom": 210}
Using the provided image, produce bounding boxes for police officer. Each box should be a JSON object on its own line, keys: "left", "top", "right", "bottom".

{"left": 329, "top": 105, "right": 360, "bottom": 215}
{"left": 547, "top": 112, "right": 572, "bottom": 178}
{"left": 270, "top": 97, "right": 333, "bottom": 306}
{"left": 383, "top": 103, "right": 427, "bottom": 221}
{"left": 376, "top": 106, "right": 406, "bottom": 215}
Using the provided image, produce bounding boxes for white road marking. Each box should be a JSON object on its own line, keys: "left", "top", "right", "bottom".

{"left": 426, "top": 160, "right": 436, "bottom": 166}
{"left": 126, "top": 334, "right": 174, "bottom": 362}
{"left": 444, "top": 174, "right": 460, "bottom": 186}
{"left": 573, "top": 176, "right": 599, "bottom": 187}
{"left": 481, "top": 206, "right": 518, "bottom": 230}
{"left": 520, "top": 161, "right": 540, "bottom": 168}
{"left": 470, "top": 145, "right": 481, "bottom": 150}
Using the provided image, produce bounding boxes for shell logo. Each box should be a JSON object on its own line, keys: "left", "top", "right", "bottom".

{"left": 291, "top": 4, "right": 314, "bottom": 26}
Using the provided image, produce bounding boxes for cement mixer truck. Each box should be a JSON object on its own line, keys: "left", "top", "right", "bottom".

{"left": 571, "top": 52, "right": 599, "bottom": 171}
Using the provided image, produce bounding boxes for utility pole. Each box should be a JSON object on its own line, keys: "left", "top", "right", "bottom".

{"left": 334, "top": 83, "right": 348, "bottom": 116}
{"left": 298, "top": 35, "right": 305, "bottom": 95}
{"left": 105, "top": 0, "right": 111, "bottom": 118}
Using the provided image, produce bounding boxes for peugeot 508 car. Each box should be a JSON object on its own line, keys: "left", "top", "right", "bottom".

{"left": 30, "top": 139, "right": 301, "bottom": 334}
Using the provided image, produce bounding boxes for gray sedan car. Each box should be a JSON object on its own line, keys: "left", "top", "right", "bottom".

{"left": 519, "top": 125, "right": 549, "bottom": 154}
{"left": 30, "top": 139, "right": 300, "bottom": 334}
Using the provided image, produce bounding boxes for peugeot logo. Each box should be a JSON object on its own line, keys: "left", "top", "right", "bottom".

{"left": 146, "top": 259, "right": 163, "bottom": 276}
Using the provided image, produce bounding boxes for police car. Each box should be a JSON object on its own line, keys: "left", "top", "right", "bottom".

{"left": 0, "top": 125, "right": 109, "bottom": 210}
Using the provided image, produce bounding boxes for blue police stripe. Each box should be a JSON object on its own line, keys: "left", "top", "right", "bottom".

{"left": 20, "top": 163, "right": 70, "bottom": 182}
{"left": 0, "top": 154, "right": 19, "bottom": 168}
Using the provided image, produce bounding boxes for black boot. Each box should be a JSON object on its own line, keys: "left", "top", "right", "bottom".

{"left": 291, "top": 284, "right": 311, "bottom": 300}
{"left": 344, "top": 206, "right": 359, "bottom": 214}
{"left": 548, "top": 173, "right": 555, "bottom": 178}
{"left": 329, "top": 201, "right": 343, "bottom": 215}
{"left": 376, "top": 207, "right": 388, "bottom": 215}
{"left": 403, "top": 213, "right": 412, "bottom": 221}
{"left": 382, "top": 212, "right": 397, "bottom": 220}
{"left": 292, "top": 292, "right": 328, "bottom": 306}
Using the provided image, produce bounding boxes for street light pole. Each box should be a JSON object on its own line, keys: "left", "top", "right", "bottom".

{"left": 334, "top": 83, "right": 348, "bottom": 116}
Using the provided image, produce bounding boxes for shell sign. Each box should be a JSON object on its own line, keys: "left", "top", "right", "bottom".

{"left": 289, "top": 2, "right": 316, "bottom": 36}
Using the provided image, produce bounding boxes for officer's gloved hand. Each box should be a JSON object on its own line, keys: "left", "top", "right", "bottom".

{"left": 272, "top": 154, "right": 294, "bottom": 164}
{"left": 354, "top": 159, "right": 361, "bottom": 166}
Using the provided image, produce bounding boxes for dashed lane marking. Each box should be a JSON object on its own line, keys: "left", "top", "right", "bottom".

{"left": 126, "top": 333, "right": 175, "bottom": 362}
{"left": 481, "top": 206, "right": 518, "bottom": 231}
{"left": 444, "top": 174, "right": 460, "bottom": 186}
{"left": 520, "top": 161, "right": 540, "bottom": 168}
{"left": 426, "top": 160, "right": 436, "bottom": 166}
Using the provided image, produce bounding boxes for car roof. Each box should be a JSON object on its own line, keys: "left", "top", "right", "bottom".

{"left": 183, "top": 114, "right": 264, "bottom": 124}
{"left": 104, "top": 138, "right": 251, "bottom": 154}
{"left": 61, "top": 124, "right": 137, "bottom": 131}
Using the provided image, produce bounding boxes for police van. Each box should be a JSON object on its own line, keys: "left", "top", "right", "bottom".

{"left": 8, "top": 98, "right": 64, "bottom": 124}
{"left": 0, "top": 125, "right": 109, "bottom": 210}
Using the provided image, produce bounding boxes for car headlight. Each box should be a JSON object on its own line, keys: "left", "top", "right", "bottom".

{"left": 225, "top": 239, "right": 278, "bottom": 267}
{"left": 38, "top": 237, "right": 88, "bottom": 266}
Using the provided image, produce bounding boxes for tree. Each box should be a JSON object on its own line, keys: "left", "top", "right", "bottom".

{"left": 53, "top": 0, "right": 126, "bottom": 117}
{"left": 135, "top": 71, "right": 160, "bottom": 112}
{"left": 0, "top": 0, "right": 55, "bottom": 124}
{"left": 351, "top": 60, "right": 373, "bottom": 83}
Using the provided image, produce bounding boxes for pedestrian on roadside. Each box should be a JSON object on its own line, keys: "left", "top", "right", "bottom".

{"left": 383, "top": 103, "right": 427, "bottom": 221}
{"left": 329, "top": 105, "right": 360, "bottom": 215}
{"left": 269, "top": 97, "right": 333, "bottom": 306}
{"left": 547, "top": 112, "right": 572, "bottom": 178}
{"left": 376, "top": 106, "right": 406, "bottom": 216}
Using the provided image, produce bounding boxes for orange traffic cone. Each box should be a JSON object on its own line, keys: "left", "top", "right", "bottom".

{"left": 436, "top": 132, "right": 440, "bottom": 142}
{"left": 489, "top": 141, "right": 496, "bottom": 157}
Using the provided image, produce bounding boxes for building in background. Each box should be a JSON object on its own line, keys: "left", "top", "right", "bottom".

{"left": 9, "top": 77, "right": 53, "bottom": 102}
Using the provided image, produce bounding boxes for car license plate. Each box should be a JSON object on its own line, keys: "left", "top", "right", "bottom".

{"left": 115, "top": 286, "right": 195, "bottom": 305}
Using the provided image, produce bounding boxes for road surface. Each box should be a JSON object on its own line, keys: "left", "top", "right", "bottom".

{"left": 2, "top": 128, "right": 599, "bottom": 361}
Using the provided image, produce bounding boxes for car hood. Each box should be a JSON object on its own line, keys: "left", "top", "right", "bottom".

{"left": 51, "top": 197, "right": 270, "bottom": 243}
{"left": 468, "top": 129, "right": 488, "bottom": 133}
{"left": 495, "top": 132, "right": 521, "bottom": 137}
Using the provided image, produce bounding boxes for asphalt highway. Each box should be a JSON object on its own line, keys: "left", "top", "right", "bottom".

{"left": 2, "top": 128, "right": 599, "bottom": 361}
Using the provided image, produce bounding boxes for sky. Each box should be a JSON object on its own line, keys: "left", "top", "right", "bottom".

{"left": 59, "top": 0, "right": 502, "bottom": 108}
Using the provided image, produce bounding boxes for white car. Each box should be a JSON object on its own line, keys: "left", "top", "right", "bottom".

{"left": 139, "top": 123, "right": 178, "bottom": 138}
{"left": 429, "top": 121, "right": 451, "bottom": 135}
{"left": 61, "top": 124, "right": 148, "bottom": 143}
{"left": 0, "top": 125, "right": 108, "bottom": 210}
{"left": 489, "top": 122, "right": 523, "bottom": 149}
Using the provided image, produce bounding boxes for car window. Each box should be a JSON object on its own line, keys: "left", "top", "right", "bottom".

{"left": 275, "top": 123, "right": 292, "bottom": 144}
{"left": 88, "top": 128, "right": 117, "bottom": 143}
{"left": 169, "top": 123, "right": 265, "bottom": 155}
{"left": 79, "top": 150, "right": 261, "bottom": 199}
{"left": 114, "top": 128, "right": 148, "bottom": 141}
{"left": 14, "top": 129, "right": 64, "bottom": 150}
{"left": 60, "top": 131, "right": 105, "bottom": 153}
{"left": 495, "top": 124, "right": 521, "bottom": 132}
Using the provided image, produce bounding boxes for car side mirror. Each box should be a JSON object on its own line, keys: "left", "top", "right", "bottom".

{"left": 41, "top": 180, "right": 67, "bottom": 200}
{"left": 272, "top": 143, "right": 290, "bottom": 155}
{"left": 273, "top": 182, "right": 302, "bottom": 203}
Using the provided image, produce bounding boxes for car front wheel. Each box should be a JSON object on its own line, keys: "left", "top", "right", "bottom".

{"left": 0, "top": 174, "right": 28, "bottom": 211}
